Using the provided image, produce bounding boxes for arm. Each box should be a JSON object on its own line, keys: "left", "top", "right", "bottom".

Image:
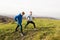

{"left": 26, "top": 16, "right": 30, "bottom": 20}
{"left": 14, "top": 16, "right": 18, "bottom": 21}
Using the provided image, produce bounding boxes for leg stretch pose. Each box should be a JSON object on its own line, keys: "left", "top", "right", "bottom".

{"left": 25, "top": 21, "right": 36, "bottom": 28}
{"left": 25, "top": 11, "right": 36, "bottom": 29}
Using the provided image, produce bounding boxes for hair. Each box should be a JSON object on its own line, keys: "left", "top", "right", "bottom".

{"left": 22, "top": 12, "right": 25, "bottom": 15}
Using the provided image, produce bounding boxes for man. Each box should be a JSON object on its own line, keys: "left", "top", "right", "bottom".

{"left": 25, "top": 11, "right": 36, "bottom": 30}
{"left": 14, "top": 11, "right": 25, "bottom": 36}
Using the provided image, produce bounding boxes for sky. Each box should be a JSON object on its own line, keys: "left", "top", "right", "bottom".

{"left": 0, "top": 0, "right": 60, "bottom": 18}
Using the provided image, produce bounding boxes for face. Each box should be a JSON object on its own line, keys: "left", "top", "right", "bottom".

{"left": 30, "top": 11, "right": 32, "bottom": 15}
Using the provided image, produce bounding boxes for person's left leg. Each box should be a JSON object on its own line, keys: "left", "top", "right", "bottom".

{"left": 30, "top": 21, "right": 36, "bottom": 28}
{"left": 15, "top": 25, "right": 19, "bottom": 32}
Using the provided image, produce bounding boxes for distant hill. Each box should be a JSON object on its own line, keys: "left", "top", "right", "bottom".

{"left": 0, "top": 15, "right": 59, "bottom": 23}
{"left": 35, "top": 17, "right": 59, "bottom": 20}
{"left": 0, "top": 15, "right": 14, "bottom": 23}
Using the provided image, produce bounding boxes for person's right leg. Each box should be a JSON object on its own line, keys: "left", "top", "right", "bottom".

{"left": 24, "top": 21, "right": 30, "bottom": 28}
{"left": 19, "top": 24, "right": 24, "bottom": 36}
{"left": 20, "top": 24, "right": 23, "bottom": 33}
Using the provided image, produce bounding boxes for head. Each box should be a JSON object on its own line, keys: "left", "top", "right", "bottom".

{"left": 22, "top": 11, "right": 25, "bottom": 15}
{"left": 30, "top": 11, "right": 32, "bottom": 15}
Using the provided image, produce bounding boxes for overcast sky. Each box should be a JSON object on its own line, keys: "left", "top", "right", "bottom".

{"left": 0, "top": 0, "right": 60, "bottom": 18}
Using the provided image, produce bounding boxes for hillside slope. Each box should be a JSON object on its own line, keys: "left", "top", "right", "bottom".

{"left": 0, "top": 18, "right": 60, "bottom": 40}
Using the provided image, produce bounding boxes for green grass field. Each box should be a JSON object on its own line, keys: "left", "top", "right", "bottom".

{"left": 0, "top": 18, "right": 60, "bottom": 40}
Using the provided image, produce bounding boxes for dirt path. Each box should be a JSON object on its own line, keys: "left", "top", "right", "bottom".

{"left": 21, "top": 31, "right": 38, "bottom": 40}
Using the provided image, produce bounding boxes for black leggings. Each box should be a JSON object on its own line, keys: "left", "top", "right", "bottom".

{"left": 25, "top": 21, "right": 36, "bottom": 28}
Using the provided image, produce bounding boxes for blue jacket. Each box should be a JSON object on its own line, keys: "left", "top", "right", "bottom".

{"left": 14, "top": 13, "right": 22, "bottom": 24}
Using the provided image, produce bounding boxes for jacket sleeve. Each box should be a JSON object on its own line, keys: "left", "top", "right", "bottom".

{"left": 14, "top": 16, "right": 18, "bottom": 21}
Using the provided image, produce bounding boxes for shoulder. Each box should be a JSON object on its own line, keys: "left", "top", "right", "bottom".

{"left": 26, "top": 15, "right": 30, "bottom": 18}
{"left": 17, "top": 13, "right": 22, "bottom": 16}
{"left": 14, "top": 15, "right": 18, "bottom": 18}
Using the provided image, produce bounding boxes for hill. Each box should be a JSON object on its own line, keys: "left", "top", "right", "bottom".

{"left": 0, "top": 15, "right": 59, "bottom": 24}
{"left": 0, "top": 15, "right": 14, "bottom": 23}
{"left": 0, "top": 18, "right": 60, "bottom": 40}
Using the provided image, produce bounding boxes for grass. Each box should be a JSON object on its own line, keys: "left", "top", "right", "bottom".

{"left": 0, "top": 18, "right": 60, "bottom": 40}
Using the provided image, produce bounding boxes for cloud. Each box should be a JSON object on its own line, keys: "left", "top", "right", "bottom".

{"left": 0, "top": 0, "right": 60, "bottom": 18}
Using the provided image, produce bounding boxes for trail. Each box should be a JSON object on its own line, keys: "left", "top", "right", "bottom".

{"left": 21, "top": 30, "right": 39, "bottom": 40}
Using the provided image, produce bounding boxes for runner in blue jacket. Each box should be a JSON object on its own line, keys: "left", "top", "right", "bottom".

{"left": 14, "top": 12, "right": 25, "bottom": 36}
